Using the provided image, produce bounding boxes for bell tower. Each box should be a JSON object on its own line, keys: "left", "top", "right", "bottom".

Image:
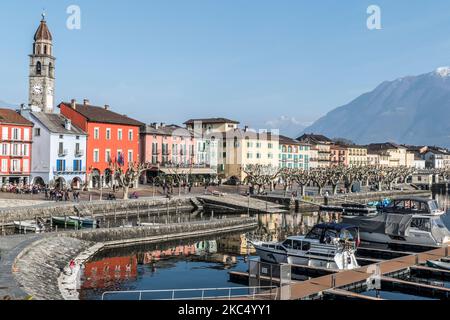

{"left": 29, "top": 13, "right": 55, "bottom": 113}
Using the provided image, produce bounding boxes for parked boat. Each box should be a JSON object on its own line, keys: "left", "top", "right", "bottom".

{"left": 342, "top": 197, "right": 450, "bottom": 247}
{"left": 426, "top": 260, "right": 450, "bottom": 271}
{"left": 250, "top": 223, "right": 360, "bottom": 270}
{"left": 69, "top": 216, "right": 99, "bottom": 228}
{"left": 52, "top": 216, "right": 81, "bottom": 228}
{"left": 14, "top": 220, "right": 45, "bottom": 233}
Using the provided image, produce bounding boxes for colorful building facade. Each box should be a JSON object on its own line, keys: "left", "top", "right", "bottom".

{"left": 0, "top": 109, "right": 34, "bottom": 186}
{"left": 59, "top": 100, "right": 144, "bottom": 188}
{"left": 279, "top": 135, "right": 310, "bottom": 169}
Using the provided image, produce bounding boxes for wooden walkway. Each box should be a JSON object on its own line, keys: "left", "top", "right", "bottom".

{"left": 231, "top": 246, "right": 449, "bottom": 300}
{"left": 287, "top": 246, "right": 449, "bottom": 300}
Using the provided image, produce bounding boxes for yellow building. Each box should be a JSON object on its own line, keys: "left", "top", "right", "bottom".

{"left": 184, "top": 118, "right": 279, "bottom": 181}
{"left": 367, "top": 143, "right": 415, "bottom": 167}
{"left": 223, "top": 129, "right": 279, "bottom": 181}
{"left": 347, "top": 145, "right": 368, "bottom": 167}
{"left": 296, "top": 134, "right": 333, "bottom": 168}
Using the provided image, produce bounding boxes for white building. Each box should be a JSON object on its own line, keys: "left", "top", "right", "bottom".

{"left": 21, "top": 108, "right": 87, "bottom": 189}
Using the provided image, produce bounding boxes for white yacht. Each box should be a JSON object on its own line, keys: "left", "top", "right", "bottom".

{"left": 342, "top": 197, "right": 450, "bottom": 247}
{"left": 250, "top": 223, "right": 360, "bottom": 270}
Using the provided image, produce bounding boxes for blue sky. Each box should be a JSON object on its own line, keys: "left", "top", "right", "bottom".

{"left": 1, "top": 1, "right": 450, "bottom": 135}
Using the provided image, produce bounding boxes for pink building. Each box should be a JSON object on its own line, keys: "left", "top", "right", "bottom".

{"left": 140, "top": 123, "right": 195, "bottom": 182}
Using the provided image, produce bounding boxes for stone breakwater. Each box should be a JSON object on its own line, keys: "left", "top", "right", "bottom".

{"left": 0, "top": 197, "right": 194, "bottom": 224}
{"left": 12, "top": 236, "right": 93, "bottom": 300}
{"left": 11, "top": 217, "right": 258, "bottom": 300}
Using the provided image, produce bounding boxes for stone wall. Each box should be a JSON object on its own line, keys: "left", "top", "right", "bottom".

{"left": 63, "top": 217, "right": 258, "bottom": 244}
{"left": 12, "top": 217, "right": 258, "bottom": 300}
{"left": 0, "top": 197, "right": 194, "bottom": 223}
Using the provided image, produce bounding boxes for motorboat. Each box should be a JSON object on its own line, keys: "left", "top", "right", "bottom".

{"left": 249, "top": 223, "right": 360, "bottom": 270}
{"left": 380, "top": 197, "right": 445, "bottom": 216}
{"left": 69, "top": 216, "right": 99, "bottom": 228}
{"left": 426, "top": 260, "right": 450, "bottom": 271}
{"left": 14, "top": 220, "right": 45, "bottom": 234}
{"left": 52, "top": 216, "right": 99, "bottom": 229}
{"left": 342, "top": 197, "right": 450, "bottom": 247}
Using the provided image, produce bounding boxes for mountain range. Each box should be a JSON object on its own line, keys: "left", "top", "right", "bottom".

{"left": 302, "top": 67, "right": 450, "bottom": 148}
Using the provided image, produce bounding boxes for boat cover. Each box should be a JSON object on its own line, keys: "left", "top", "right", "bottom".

{"left": 342, "top": 213, "right": 413, "bottom": 237}
{"left": 384, "top": 214, "right": 412, "bottom": 237}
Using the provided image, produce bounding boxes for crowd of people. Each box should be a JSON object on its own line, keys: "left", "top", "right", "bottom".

{"left": 45, "top": 188, "right": 81, "bottom": 202}
{"left": 1, "top": 183, "right": 44, "bottom": 194}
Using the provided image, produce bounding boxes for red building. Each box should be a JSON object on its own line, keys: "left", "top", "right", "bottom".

{"left": 0, "top": 109, "right": 34, "bottom": 187}
{"left": 59, "top": 99, "right": 144, "bottom": 188}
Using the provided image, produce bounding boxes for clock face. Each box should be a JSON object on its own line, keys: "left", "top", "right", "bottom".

{"left": 33, "top": 85, "right": 42, "bottom": 94}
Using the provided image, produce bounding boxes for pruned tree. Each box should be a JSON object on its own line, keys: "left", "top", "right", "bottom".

{"left": 110, "top": 161, "right": 151, "bottom": 200}
{"left": 291, "top": 168, "right": 311, "bottom": 197}
{"left": 327, "top": 166, "right": 345, "bottom": 195}
{"left": 278, "top": 168, "right": 296, "bottom": 197}
{"left": 243, "top": 164, "right": 281, "bottom": 194}
{"left": 310, "top": 168, "right": 329, "bottom": 196}
{"left": 165, "top": 164, "right": 193, "bottom": 196}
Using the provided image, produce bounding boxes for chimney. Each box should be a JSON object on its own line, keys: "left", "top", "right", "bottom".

{"left": 71, "top": 99, "right": 77, "bottom": 109}
{"left": 83, "top": 99, "right": 90, "bottom": 105}
{"left": 104, "top": 104, "right": 110, "bottom": 110}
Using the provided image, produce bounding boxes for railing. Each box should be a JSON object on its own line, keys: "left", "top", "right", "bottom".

{"left": 53, "top": 166, "right": 87, "bottom": 174}
{"left": 101, "top": 286, "right": 279, "bottom": 301}
{"left": 75, "top": 150, "right": 84, "bottom": 157}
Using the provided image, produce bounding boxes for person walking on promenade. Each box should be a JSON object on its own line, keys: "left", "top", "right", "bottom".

{"left": 69, "top": 259, "right": 76, "bottom": 275}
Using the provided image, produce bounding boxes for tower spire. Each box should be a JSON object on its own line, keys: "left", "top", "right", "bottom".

{"left": 41, "top": 9, "right": 46, "bottom": 21}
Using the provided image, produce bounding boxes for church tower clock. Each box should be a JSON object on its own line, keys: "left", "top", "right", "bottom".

{"left": 29, "top": 13, "right": 55, "bottom": 113}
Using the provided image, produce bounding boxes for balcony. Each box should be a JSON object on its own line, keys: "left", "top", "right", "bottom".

{"left": 58, "top": 149, "right": 68, "bottom": 157}
{"left": 53, "top": 166, "right": 87, "bottom": 174}
{"left": 75, "top": 149, "right": 84, "bottom": 157}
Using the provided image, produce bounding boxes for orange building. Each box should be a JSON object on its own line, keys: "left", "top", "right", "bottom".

{"left": 59, "top": 99, "right": 144, "bottom": 188}
{"left": 0, "top": 109, "right": 34, "bottom": 186}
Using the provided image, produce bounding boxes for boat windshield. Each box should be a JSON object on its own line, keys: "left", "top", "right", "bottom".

{"left": 410, "top": 217, "right": 431, "bottom": 232}
{"left": 340, "top": 228, "right": 358, "bottom": 242}
{"left": 431, "top": 217, "right": 448, "bottom": 230}
{"left": 428, "top": 200, "right": 439, "bottom": 212}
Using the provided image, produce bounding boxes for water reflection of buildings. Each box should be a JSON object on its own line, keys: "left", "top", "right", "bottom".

{"left": 254, "top": 212, "right": 338, "bottom": 242}
{"left": 141, "top": 240, "right": 238, "bottom": 265}
{"left": 217, "top": 234, "right": 256, "bottom": 255}
{"left": 81, "top": 256, "right": 138, "bottom": 289}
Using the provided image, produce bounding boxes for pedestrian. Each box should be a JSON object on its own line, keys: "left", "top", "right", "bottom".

{"left": 69, "top": 259, "right": 76, "bottom": 275}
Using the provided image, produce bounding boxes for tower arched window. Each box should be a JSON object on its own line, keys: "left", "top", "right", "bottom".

{"left": 36, "top": 61, "right": 42, "bottom": 75}
{"left": 36, "top": 44, "right": 41, "bottom": 55}
{"left": 44, "top": 45, "right": 47, "bottom": 55}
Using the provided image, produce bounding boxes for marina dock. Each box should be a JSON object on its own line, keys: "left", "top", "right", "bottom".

{"left": 229, "top": 245, "right": 450, "bottom": 300}
{"left": 197, "top": 194, "right": 288, "bottom": 213}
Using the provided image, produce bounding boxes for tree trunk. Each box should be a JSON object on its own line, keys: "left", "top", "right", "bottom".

{"left": 318, "top": 186, "right": 323, "bottom": 196}
{"left": 300, "top": 184, "right": 306, "bottom": 197}
{"left": 377, "top": 182, "right": 382, "bottom": 191}
{"left": 123, "top": 185, "right": 130, "bottom": 200}
{"left": 332, "top": 184, "right": 338, "bottom": 195}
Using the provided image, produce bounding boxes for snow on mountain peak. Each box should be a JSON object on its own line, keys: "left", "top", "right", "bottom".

{"left": 435, "top": 66, "right": 450, "bottom": 77}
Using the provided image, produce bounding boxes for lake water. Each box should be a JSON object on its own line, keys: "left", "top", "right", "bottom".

{"left": 78, "top": 192, "right": 450, "bottom": 300}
